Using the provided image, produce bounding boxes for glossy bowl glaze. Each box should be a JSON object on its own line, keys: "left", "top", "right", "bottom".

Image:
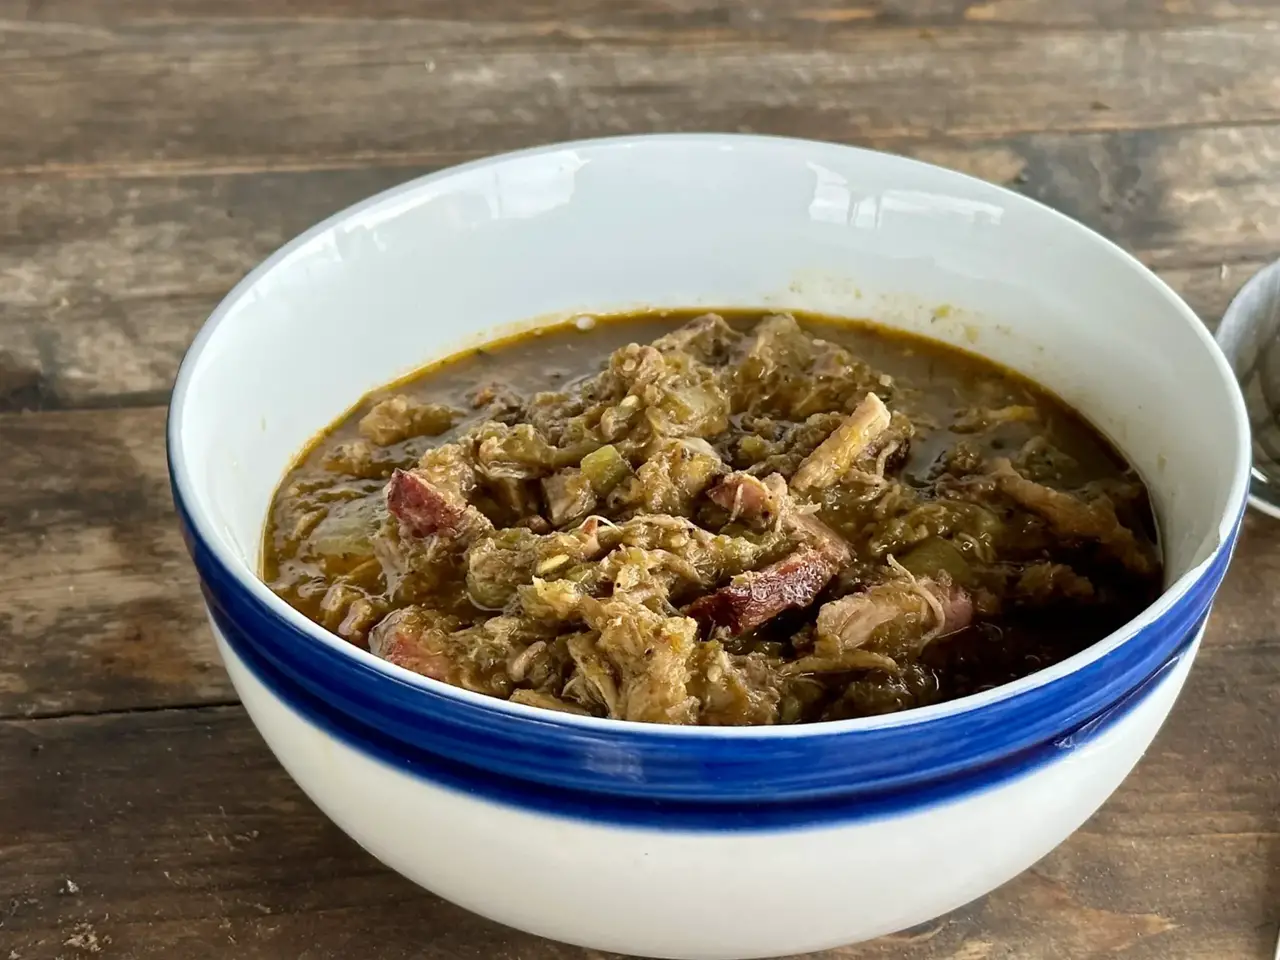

{"left": 168, "top": 134, "right": 1249, "bottom": 960}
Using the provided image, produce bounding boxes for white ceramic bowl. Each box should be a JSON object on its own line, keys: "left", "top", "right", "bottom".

{"left": 168, "top": 134, "right": 1249, "bottom": 960}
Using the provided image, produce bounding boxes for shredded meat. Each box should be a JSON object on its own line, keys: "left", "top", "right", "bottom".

{"left": 542, "top": 469, "right": 597, "bottom": 527}
{"left": 707, "top": 472, "right": 787, "bottom": 526}
{"left": 791, "top": 574, "right": 973, "bottom": 674}
{"left": 265, "top": 311, "right": 1163, "bottom": 725}
{"left": 691, "top": 642, "right": 785, "bottom": 725}
{"left": 791, "top": 392, "right": 892, "bottom": 491}
{"left": 990, "top": 459, "right": 1155, "bottom": 574}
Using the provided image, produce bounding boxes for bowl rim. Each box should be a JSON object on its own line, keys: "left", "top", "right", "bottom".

{"left": 168, "top": 131, "right": 1252, "bottom": 741}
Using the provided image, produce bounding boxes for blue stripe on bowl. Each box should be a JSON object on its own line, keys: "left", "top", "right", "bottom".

{"left": 173, "top": 473, "right": 1242, "bottom": 809}
{"left": 216, "top": 593, "right": 1201, "bottom": 829}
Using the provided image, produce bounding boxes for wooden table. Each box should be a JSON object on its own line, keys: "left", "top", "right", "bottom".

{"left": 2, "top": 2, "right": 1279, "bottom": 958}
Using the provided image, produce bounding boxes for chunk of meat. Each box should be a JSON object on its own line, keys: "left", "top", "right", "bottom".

{"left": 371, "top": 607, "right": 557, "bottom": 697}
{"left": 318, "top": 578, "right": 385, "bottom": 644}
{"left": 707, "top": 472, "right": 788, "bottom": 526}
{"left": 607, "top": 544, "right": 712, "bottom": 608}
{"left": 605, "top": 513, "right": 790, "bottom": 586}
{"left": 690, "top": 642, "right": 783, "bottom": 725}
{"left": 489, "top": 478, "right": 544, "bottom": 529}
{"left": 732, "top": 314, "right": 816, "bottom": 414}
{"left": 359, "top": 395, "right": 458, "bottom": 445}
{"left": 686, "top": 546, "right": 841, "bottom": 635}
{"left": 321, "top": 438, "right": 383, "bottom": 478}
{"left": 608, "top": 343, "right": 668, "bottom": 392}
{"left": 562, "top": 632, "right": 619, "bottom": 715}
{"left": 990, "top": 459, "right": 1155, "bottom": 574}
{"left": 791, "top": 392, "right": 892, "bottom": 491}
{"left": 465, "top": 528, "right": 541, "bottom": 610}
{"left": 788, "top": 337, "right": 882, "bottom": 418}
{"left": 474, "top": 422, "right": 565, "bottom": 480}
{"left": 386, "top": 468, "right": 492, "bottom": 542}
{"left": 469, "top": 515, "right": 718, "bottom": 615}
{"left": 641, "top": 369, "right": 731, "bottom": 440}
{"left": 783, "top": 507, "right": 854, "bottom": 567}
{"left": 465, "top": 515, "right": 637, "bottom": 611}
{"left": 519, "top": 576, "right": 588, "bottom": 621}
{"left": 611, "top": 437, "right": 724, "bottom": 517}
{"left": 542, "top": 593, "right": 701, "bottom": 724}
{"left": 651, "top": 313, "right": 743, "bottom": 364}
{"left": 524, "top": 389, "right": 588, "bottom": 445}
{"left": 368, "top": 607, "right": 463, "bottom": 683}
{"left": 791, "top": 574, "right": 973, "bottom": 673}
{"left": 542, "top": 468, "right": 598, "bottom": 527}
{"left": 707, "top": 471, "right": 852, "bottom": 568}
{"left": 580, "top": 596, "right": 700, "bottom": 724}
{"left": 416, "top": 442, "right": 479, "bottom": 501}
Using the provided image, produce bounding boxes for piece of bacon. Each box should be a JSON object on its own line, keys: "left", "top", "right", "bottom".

{"left": 687, "top": 546, "right": 840, "bottom": 635}
{"left": 386, "top": 468, "right": 492, "bottom": 541}
{"left": 368, "top": 608, "right": 458, "bottom": 683}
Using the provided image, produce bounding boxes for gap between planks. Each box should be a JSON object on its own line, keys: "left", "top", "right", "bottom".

{"left": 2, "top": 697, "right": 243, "bottom": 725}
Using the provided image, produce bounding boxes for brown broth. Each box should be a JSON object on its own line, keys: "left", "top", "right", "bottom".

{"left": 261, "top": 309, "right": 1160, "bottom": 723}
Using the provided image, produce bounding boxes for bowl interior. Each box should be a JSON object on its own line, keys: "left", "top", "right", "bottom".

{"left": 171, "top": 135, "right": 1247, "bottom": 692}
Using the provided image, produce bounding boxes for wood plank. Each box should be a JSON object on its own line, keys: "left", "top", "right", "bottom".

{"left": 1, "top": 598, "right": 1277, "bottom": 960}
{"left": 0, "top": 405, "right": 231, "bottom": 718}
{"left": 958, "top": 0, "right": 1280, "bottom": 25}
{"left": 4, "top": 122, "right": 1278, "bottom": 409}
{"left": 2, "top": 17, "right": 1279, "bottom": 178}
{"left": 0, "top": 166, "right": 423, "bottom": 410}
{"left": 4, "top": 0, "right": 1276, "bottom": 30}
{"left": 912, "top": 124, "right": 1280, "bottom": 268}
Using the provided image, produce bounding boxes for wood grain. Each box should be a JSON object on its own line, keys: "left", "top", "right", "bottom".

{"left": 1, "top": 16, "right": 1279, "bottom": 179}
{"left": 4, "top": 123, "right": 1279, "bottom": 410}
{"left": 5, "top": 0, "right": 1279, "bottom": 28}
{"left": 1, "top": 584, "right": 1277, "bottom": 960}
{"left": 3, "top": 0, "right": 1279, "bottom": 956}
{"left": 0, "top": 406, "right": 229, "bottom": 718}
{"left": 0, "top": 167, "right": 422, "bottom": 409}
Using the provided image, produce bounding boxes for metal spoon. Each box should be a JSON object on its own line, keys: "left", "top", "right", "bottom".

{"left": 1215, "top": 258, "right": 1280, "bottom": 517}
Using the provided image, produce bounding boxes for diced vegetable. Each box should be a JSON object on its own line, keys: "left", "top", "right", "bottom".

{"left": 579, "top": 444, "right": 632, "bottom": 495}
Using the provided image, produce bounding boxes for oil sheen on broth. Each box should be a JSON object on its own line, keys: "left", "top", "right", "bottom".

{"left": 262, "top": 310, "right": 1162, "bottom": 726}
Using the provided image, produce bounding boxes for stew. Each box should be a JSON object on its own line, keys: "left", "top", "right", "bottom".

{"left": 262, "top": 311, "right": 1161, "bottom": 725}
